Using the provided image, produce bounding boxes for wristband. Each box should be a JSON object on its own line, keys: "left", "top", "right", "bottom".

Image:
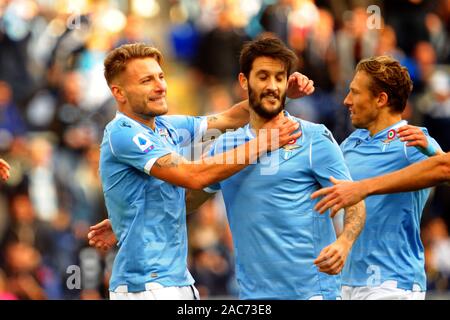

{"left": 416, "top": 139, "right": 438, "bottom": 157}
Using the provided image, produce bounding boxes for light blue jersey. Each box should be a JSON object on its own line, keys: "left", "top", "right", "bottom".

{"left": 100, "top": 112, "right": 207, "bottom": 292}
{"left": 340, "top": 120, "right": 440, "bottom": 291}
{"left": 205, "top": 113, "right": 352, "bottom": 300}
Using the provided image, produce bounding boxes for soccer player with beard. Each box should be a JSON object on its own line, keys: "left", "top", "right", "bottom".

{"left": 199, "top": 37, "right": 366, "bottom": 300}
{"left": 91, "top": 38, "right": 366, "bottom": 300}
{"left": 97, "top": 43, "right": 309, "bottom": 300}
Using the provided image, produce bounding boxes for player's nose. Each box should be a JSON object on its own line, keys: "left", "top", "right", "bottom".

{"left": 343, "top": 93, "right": 352, "bottom": 108}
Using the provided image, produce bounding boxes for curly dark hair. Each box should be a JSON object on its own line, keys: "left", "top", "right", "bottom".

{"left": 239, "top": 36, "right": 298, "bottom": 79}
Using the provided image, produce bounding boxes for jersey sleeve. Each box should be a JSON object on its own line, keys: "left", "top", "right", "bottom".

{"left": 108, "top": 127, "right": 173, "bottom": 175}
{"left": 163, "top": 115, "right": 208, "bottom": 147}
{"left": 310, "top": 125, "right": 353, "bottom": 187}
{"left": 406, "top": 127, "right": 442, "bottom": 164}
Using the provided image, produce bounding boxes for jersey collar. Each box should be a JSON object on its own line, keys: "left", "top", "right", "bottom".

{"left": 372, "top": 120, "right": 407, "bottom": 140}
{"left": 115, "top": 111, "right": 159, "bottom": 133}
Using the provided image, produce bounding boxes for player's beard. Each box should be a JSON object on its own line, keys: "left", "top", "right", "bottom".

{"left": 248, "top": 85, "right": 286, "bottom": 120}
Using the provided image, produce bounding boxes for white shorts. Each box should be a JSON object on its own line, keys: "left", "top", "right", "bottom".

{"left": 341, "top": 280, "right": 426, "bottom": 300}
{"left": 109, "top": 282, "right": 200, "bottom": 300}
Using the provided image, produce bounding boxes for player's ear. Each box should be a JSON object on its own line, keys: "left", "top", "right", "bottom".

{"left": 377, "top": 91, "right": 389, "bottom": 108}
{"left": 111, "top": 84, "right": 127, "bottom": 104}
{"left": 239, "top": 73, "right": 248, "bottom": 91}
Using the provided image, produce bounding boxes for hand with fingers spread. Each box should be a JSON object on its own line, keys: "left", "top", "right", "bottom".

{"left": 286, "top": 72, "right": 315, "bottom": 99}
{"left": 87, "top": 219, "right": 118, "bottom": 252}
{"left": 314, "top": 238, "right": 351, "bottom": 275}
{"left": 311, "top": 176, "right": 367, "bottom": 216}
{"left": 0, "top": 159, "right": 11, "bottom": 181}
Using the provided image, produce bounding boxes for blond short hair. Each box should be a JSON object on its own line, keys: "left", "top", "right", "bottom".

{"left": 104, "top": 43, "right": 163, "bottom": 86}
{"left": 356, "top": 56, "right": 413, "bottom": 113}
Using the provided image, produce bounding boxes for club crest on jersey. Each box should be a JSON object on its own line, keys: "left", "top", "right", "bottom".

{"left": 158, "top": 128, "right": 168, "bottom": 137}
{"left": 133, "top": 133, "right": 154, "bottom": 153}
{"left": 383, "top": 129, "right": 397, "bottom": 144}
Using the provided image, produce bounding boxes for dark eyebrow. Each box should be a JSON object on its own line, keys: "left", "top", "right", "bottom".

{"left": 255, "top": 70, "right": 286, "bottom": 77}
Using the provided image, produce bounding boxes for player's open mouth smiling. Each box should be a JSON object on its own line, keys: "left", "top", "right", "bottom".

{"left": 149, "top": 96, "right": 165, "bottom": 102}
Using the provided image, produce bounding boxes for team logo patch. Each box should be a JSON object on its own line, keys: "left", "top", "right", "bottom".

{"left": 133, "top": 133, "right": 154, "bottom": 153}
{"left": 387, "top": 129, "right": 396, "bottom": 140}
{"left": 158, "top": 128, "right": 168, "bottom": 137}
{"left": 120, "top": 121, "right": 131, "bottom": 128}
{"left": 382, "top": 129, "right": 397, "bottom": 145}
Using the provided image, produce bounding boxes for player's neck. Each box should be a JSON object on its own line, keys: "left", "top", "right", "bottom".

{"left": 367, "top": 113, "right": 402, "bottom": 136}
{"left": 119, "top": 106, "right": 156, "bottom": 130}
{"left": 249, "top": 110, "right": 285, "bottom": 131}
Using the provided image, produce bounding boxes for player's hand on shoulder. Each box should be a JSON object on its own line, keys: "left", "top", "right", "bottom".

{"left": 87, "top": 219, "right": 118, "bottom": 252}
{"left": 398, "top": 125, "right": 441, "bottom": 156}
{"left": 397, "top": 125, "right": 428, "bottom": 148}
{"left": 286, "top": 72, "right": 315, "bottom": 99}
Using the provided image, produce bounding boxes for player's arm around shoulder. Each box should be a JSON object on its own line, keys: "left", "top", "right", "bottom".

{"left": 151, "top": 116, "right": 301, "bottom": 190}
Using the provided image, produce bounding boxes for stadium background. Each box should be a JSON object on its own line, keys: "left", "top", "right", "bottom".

{"left": 0, "top": 0, "right": 449, "bottom": 300}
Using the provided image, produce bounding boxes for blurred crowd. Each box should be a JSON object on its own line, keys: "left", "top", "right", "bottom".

{"left": 0, "top": 0, "right": 449, "bottom": 299}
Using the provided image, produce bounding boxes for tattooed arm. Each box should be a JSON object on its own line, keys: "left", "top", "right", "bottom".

{"left": 314, "top": 200, "right": 366, "bottom": 275}
{"left": 206, "top": 100, "right": 250, "bottom": 133}
{"left": 150, "top": 116, "right": 301, "bottom": 190}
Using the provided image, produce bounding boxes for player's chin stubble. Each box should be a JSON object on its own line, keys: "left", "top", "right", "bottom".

{"left": 248, "top": 86, "right": 286, "bottom": 120}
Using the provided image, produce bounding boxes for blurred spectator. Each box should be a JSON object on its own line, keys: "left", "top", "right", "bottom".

{"left": 260, "top": 0, "right": 293, "bottom": 44}
{"left": 1, "top": 241, "right": 55, "bottom": 300}
{"left": 0, "top": 80, "right": 26, "bottom": 150}
{"left": 336, "top": 7, "right": 378, "bottom": 91}
{"left": 425, "top": 12, "right": 450, "bottom": 64}
{"left": 25, "top": 136, "right": 70, "bottom": 223}
{"left": 0, "top": 268, "right": 17, "bottom": 300}
{"left": 188, "top": 194, "right": 234, "bottom": 298}
{"left": 287, "top": 8, "right": 339, "bottom": 131}
{"left": 423, "top": 217, "right": 450, "bottom": 292}
{"left": 0, "top": 0, "right": 36, "bottom": 103}
{"left": 190, "top": 246, "right": 233, "bottom": 298}
{"left": 384, "top": 0, "right": 433, "bottom": 56}
{"left": 71, "top": 145, "right": 107, "bottom": 239}
{"left": 2, "top": 193, "right": 56, "bottom": 266}
{"left": 194, "top": 10, "right": 249, "bottom": 88}
{"left": 416, "top": 67, "right": 450, "bottom": 151}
